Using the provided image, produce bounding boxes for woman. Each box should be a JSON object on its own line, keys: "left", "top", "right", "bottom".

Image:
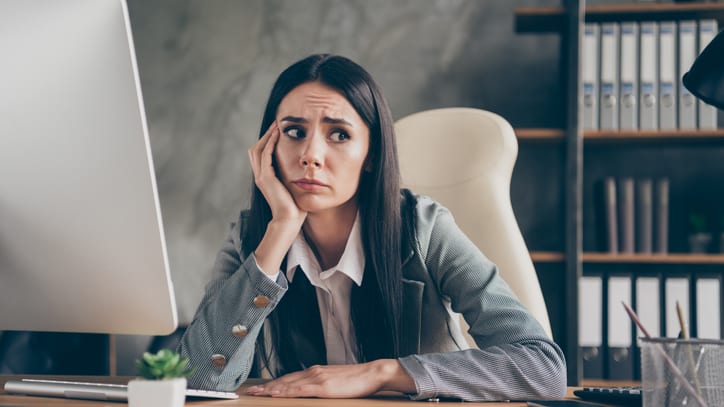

{"left": 178, "top": 54, "right": 566, "bottom": 401}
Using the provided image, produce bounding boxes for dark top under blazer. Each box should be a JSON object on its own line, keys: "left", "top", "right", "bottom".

{"left": 178, "top": 190, "right": 567, "bottom": 401}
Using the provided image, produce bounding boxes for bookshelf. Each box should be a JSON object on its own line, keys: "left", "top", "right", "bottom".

{"left": 531, "top": 251, "right": 724, "bottom": 265}
{"left": 516, "top": 3, "right": 724, "bottom": 33}
{"left": 514, "top": 1, "right": 724, "bottom": 385}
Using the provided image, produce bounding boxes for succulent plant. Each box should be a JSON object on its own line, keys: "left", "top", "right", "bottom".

{"left": 135, "top": 349, "right": 194, "bottom": 380}
{"left": 689, "top": 212, "right": 708, "bottom": 234}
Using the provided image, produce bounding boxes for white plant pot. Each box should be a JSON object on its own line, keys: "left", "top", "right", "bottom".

{"left": 128, "top": 378, "right": 186, "bottom": 407}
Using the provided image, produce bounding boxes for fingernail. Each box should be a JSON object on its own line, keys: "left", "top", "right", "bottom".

{"left": 246, "top": 385, "right": 261, "bottom": 392}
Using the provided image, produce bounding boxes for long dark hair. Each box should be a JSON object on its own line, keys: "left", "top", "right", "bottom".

{"left": 242, "top": 54, "right": 402, "bottom": 374}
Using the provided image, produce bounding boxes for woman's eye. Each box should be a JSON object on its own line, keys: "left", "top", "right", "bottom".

{"left": 283, "top": 127, "right": 304, "bottom": 139}
{"left": 329, "top": 130, "right": 350, "bottom": 142}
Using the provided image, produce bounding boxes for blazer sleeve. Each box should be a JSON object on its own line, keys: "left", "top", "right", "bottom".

{"left": 397, "top": 202, "right": 567, "bottom": 401}
{"left": 178, "top": 214, "right": 288, "bottom": 391}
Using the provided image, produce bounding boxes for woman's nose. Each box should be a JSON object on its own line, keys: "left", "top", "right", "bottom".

{"left": 300, "top": 154, "right": 321, "bottom": 168}
{"left": 299, "top": 135, "right": 324, "bottom": 169}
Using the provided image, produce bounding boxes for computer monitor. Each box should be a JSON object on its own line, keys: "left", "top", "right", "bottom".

{"left": 0, "top": 0, "right": 178, "bottom": 335}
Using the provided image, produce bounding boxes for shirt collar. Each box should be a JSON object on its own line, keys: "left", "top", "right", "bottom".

{"left": 286, "top": 212, "right": 365, "bottom": 287}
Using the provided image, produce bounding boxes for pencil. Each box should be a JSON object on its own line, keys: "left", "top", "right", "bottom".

{"left": 621, "top": 302, "right": 708, "bottom": 407}
{"left": 676, "top": 300, "right": 702, "bottom": 394}
{"left": 676, "top": 300, "right": 690, "bottom": 339}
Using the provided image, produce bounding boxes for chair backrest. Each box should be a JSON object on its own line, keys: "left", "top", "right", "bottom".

{"left": 394, "top": 107, "right": 553, "bottom": 340}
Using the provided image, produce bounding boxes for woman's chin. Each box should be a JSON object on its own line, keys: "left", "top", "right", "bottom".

{"left": 292, "top": 195, "right": 330, "bottom": 213}
{"left": 292, "top": 194, "right": 354, "bottom": 215}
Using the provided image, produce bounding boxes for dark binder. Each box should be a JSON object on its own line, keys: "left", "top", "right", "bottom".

{"left": 594, "top": 177, "right": 618, "bottom": 253}
{"left": 619, "top": 178, "right": 635, "bottom": 254}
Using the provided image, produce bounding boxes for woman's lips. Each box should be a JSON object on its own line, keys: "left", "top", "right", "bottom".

{"left": 292, "top": 178, "right": 328, "bottom": 190}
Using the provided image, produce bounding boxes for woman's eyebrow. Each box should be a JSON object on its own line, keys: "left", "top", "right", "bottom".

{"left": 322, "top": 117, "right": 353, "bottom": 126}
{"left": 279, "top": 115, "right": 353, "bottom": 127}
{"left": 279, "top": 116, "right": 306, "bottom": 123}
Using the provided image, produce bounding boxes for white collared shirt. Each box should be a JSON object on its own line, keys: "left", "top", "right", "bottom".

{"left": 258, "top": 214, "right": 365, "bottom": 365}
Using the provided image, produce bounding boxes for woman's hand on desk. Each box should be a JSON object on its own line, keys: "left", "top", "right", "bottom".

{"left": 245, "top": 359, "right": 416, "bottom": 398}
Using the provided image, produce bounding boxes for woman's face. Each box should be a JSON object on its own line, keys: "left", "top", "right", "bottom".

{"left": 274, "top": 81, "right": 370, "bottom": 215}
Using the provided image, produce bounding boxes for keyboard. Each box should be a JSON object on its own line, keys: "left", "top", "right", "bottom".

{"left": 4, "top": 378, "right": 239, "bottom": 401}
{"left": 573, "top": 386, "right": 642, "bottom": 406}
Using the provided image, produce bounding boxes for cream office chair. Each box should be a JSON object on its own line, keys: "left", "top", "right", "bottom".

{"left": 394, "top": 107, "right": 553, "bottom": 342}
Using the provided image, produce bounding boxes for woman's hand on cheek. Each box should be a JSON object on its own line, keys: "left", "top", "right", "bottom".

{"left": 244, "top": 360, "right": 416, "bottom": 399}
{"left": 248, "top": 122, "right": 306, "bottom": 226}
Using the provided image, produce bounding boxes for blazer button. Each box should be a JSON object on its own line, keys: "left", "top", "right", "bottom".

{"left": 232, "top": 324, "right": 248, "bottom": 338}
{"left": 211, "top": 354, "right": 226, "bottom": 367}
{"left": 253, "top": 295, "right": 270, "bottom": 308}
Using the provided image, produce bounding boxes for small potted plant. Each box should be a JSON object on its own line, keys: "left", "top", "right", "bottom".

{"left": 128, "top": 349, "right": 194, "bottom": 407}
{"left": 688, "top": 212, "right": 711, "bottom": 253}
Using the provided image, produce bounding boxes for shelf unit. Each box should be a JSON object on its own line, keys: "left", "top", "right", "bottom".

{"left": 514, "top": 1, "right": 724, "bottom": 385}
{"left": 517, "top": 128, "right": 724, "bottom": 142}
{"left": 516, "top": 3, "right": 724, "bottom": 33}
{"left": 531, "top": 251, "right": 724, "bottom": 265}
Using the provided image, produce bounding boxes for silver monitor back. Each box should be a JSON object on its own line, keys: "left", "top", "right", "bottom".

{"left": 0, "top": 0, "right": 178, "bottom": 335}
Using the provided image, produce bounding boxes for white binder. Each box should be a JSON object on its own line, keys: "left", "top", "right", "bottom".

{"left": 696, "top": 278, "right": 721, "bottom": 339}
{"left": 636, "top": 277, "right": 661, "bottom": 339}
{"left": 579, "top": 276, "right": 604, "bottom": 378}
{"left": 698, "top": 19, "right": 719, "bottom": 130}
{"left": 665, "top": 277, "right": 689, "bottom": 338}
{"left": 609, "top": 277, "right": 632, "bottom": 348}
{"left": 678, "top": 20, "right": 697, "bottom": 130}
{"left": 600, "top": 23, "right": 620, "bottom": 130}
{"left": 583, "top": 23, "right": 600, "bottom": 130}
{"left": 608, "top": 276, "right": 633, "bottom": 379}
{"left": 659, "top": 21, "right": 677, "bottom": 130}
{"left": 619, "top": 22, "right": 638, "bottom": 130}
{"left": 639, "top": 22, "right": 658, "bottom": 130}
{"left": 579, "top": 276, "right": 603, "bottom": 348}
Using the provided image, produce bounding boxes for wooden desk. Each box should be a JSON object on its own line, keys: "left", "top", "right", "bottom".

{"left": 0, "top": 375, "right": 589, "bottom": 406}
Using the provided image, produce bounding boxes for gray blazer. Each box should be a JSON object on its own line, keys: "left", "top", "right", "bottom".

{"left": 178, "top": 191, "right": 566, "bottom": 401}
